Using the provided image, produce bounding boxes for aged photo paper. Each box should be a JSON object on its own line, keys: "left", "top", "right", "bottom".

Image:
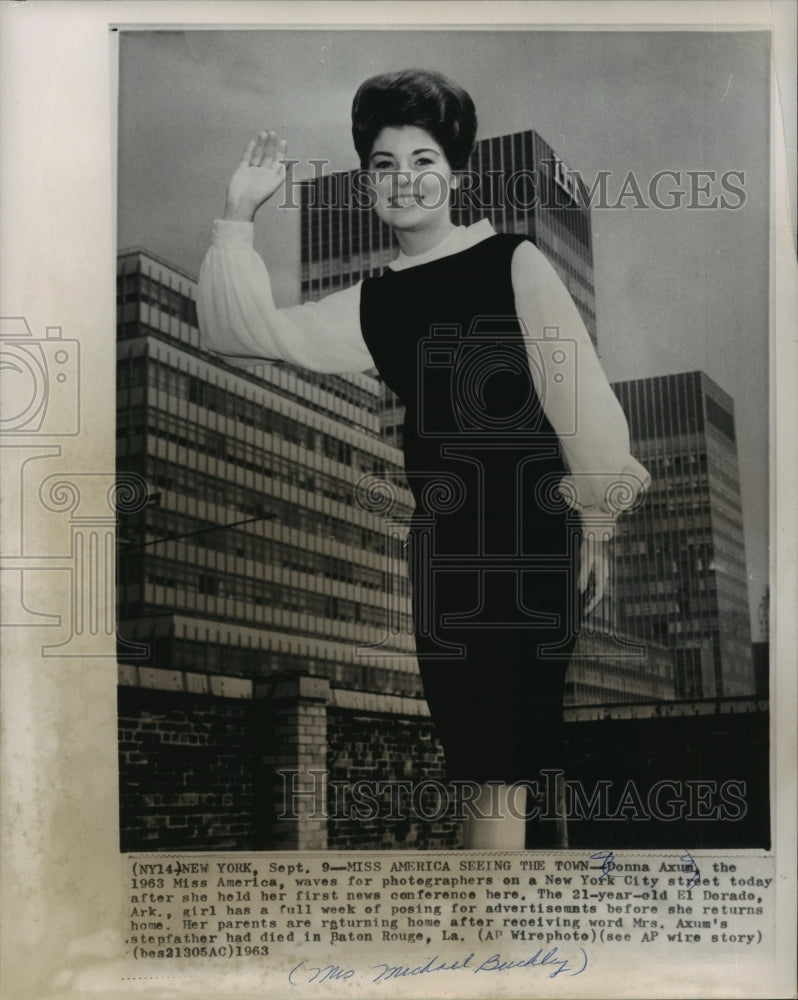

{"left": 1, "top": 1, "right": 796, "bottom": 998}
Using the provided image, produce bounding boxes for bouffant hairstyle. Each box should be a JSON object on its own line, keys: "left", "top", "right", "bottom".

{"left": 351, "top": 69, "right": 477, "bottom": 170}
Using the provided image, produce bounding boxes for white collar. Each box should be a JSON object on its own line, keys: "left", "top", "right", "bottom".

{"left": 388, "top": 219, "right": 496, "bottom": 271}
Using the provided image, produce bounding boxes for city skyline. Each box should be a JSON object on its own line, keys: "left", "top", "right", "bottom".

{"left": 117, "top": 28, "right": 771, "bottom": 637}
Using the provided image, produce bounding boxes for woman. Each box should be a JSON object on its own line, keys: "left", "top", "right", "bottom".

{"left": 198, "top": 69, "right": 649, "bottom": 849}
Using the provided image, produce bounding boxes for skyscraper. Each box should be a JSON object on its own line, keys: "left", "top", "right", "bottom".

{"left": 451, "top": 129, "right": 596, "bottom": 346}
{"left": 612, "top": 371, "right": 754, "bottom": 698}
{"left": 116, "top": 248, "right": 417, "bottom": 695}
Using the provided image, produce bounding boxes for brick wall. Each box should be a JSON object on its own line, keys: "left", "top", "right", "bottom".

{"left": 325, "top": 708, "right": 461, "bottom": 851}
{"left": 119, "top": 668, "right": 769, "bottom": 852}
{"left": 118, "top": 686, "right": 256, "bottom": 852}
{"left": 255, "top": 675, "right": 331, "bottom": 851}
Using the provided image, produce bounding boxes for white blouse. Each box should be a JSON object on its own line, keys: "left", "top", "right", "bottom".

{"left": 197, "top": 219, "right": 650, "bottom": 518}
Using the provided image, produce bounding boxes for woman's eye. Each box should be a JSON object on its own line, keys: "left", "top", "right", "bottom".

{"left": 373, "top": 161, "right": 394, "bottom": 171}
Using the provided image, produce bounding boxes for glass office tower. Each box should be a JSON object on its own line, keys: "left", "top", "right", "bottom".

{"left": 612, "top": 371, "right": 754, "bottom": 698}
{"left": 116, "top": 248, "right": 417, "bottom": 696}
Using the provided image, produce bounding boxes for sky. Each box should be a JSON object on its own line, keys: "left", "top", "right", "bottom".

{"left": 117, "top": 27, "right": 772, "bottom": 636}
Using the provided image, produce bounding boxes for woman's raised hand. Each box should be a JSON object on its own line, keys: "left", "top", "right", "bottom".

{"left": 223, "top": 131, "right": 288, "bottom": 222}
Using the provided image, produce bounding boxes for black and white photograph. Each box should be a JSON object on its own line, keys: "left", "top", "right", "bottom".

{"left": 0, "top": 2, "right": 795, "bottom": 998}
{"left": 116, "top": 26, "right": 770, "bottom": 853}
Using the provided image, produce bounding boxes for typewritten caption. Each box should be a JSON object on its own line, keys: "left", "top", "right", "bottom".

{"left": 125, "top": 852, "right": 775, "bottom": 985}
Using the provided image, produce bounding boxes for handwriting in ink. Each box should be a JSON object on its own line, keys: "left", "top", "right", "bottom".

{"left": 288, "top": 962, "right": 355, "bottom": 986}
{"left": 289, "top": 947, "right": 588, "bottom": 986}
{"left": 470, "top": 947, "right": 588, "bottom": 979}
{"left": 680, "top": 849, "right": 701, "bottom": 890}
{"left": 589, "top": 850, "right": 617, "bottom": 882}
{"left": 370, "top": 952, "right": 475, "bottom": 982}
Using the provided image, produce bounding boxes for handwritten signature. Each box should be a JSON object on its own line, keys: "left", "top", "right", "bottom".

{"left": 288, "top": 946, "right": 588, "bottom": 986}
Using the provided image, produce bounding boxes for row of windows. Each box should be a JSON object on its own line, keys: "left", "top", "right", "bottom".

{"left": 617, "top": 372, "right": 706, "bottom": 441}
{"left": 645, "top": 477, "right": 712, "bottom": 500}
{"left": 119, "top": 338, "right": 382, "bottom": 421}
{"left": 618, "top": 375, "right": 736, "bottom": 451}
{"left": 537, "top": 200, "right": 592, "bottom": 262}
{"left": 136, "top": 429, "right": 403, "bottom": 518}
{"left": 647, "top": 453, "right": 707, "bottom": 469}
{"left": 612, "top": 514, "right": 726, "bottom": 637}
{"left": 115, "top": 635, "right": 422, "bottom": 695}
{"left": 145, "top": 456, "right": 391, "bottom": 554}
{"left": 673, "top": 647, "right": 713, "bottom": 699}
{"left": 705, "top": 394, "right": 736, "bottom": 441}
{"left": 137, "top": 560, "right": 412, "bottom": 633}
{"left": 302, "top": 176, "right": 396, "bottom": 262}
{"left": 123, "top": 507, "right": 407, "bottom": 594}
{"left": 637, "top": 501, "right": 713, "bottom": 521}
{"left": 172, "top": 641, "right": 314, "bottom": 678}
{"left": 706, "top": 458, "right": 743, "bottom": 497}
{"left": 143, "top": 411, "right": 378, "bottom": 509}
{"left": 118, "top": 356, "right": 396, "bottom": 475}
{"left": 117, "top": 270, "right": 198, "bottom": 326}
{"left": 570, "top": 647, "right": 669, "bottom": 680}
{"left": 566, "top": 684, "right": 668, "bottom": 705}
{"left": 615, "top": 547, "right": 716, "bottom": 571}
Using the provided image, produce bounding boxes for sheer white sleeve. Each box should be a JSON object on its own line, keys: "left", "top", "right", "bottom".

{"left": 511, "top": 240, "right": 650, "bottom": 519}
{"left": 197, "top": 219, "right": 374, "bottom": 374}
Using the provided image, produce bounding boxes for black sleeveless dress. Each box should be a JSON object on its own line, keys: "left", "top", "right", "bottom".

{"left": 360, "top": 233, "right": 580, "bottom": 783}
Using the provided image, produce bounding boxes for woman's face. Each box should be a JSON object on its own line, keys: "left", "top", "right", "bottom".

{"left": 367, "top": 125, "right": 455, "bottom": 233}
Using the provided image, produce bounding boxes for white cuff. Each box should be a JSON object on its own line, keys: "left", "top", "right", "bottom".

{"left": 559, "top": 457, "right": 651, "bottom": 519}
{"left": 211, "top": 219, "right": 255, "bottom": 247}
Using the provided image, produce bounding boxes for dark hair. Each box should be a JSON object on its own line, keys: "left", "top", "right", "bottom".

{"left": 351, "top": 69, "right": 477, "bottom": 170}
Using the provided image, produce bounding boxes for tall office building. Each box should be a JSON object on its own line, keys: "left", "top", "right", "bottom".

{"left": 451, "top": 129, "right": 596, "bottom": 346}
{"left": 116, "top": 248, "right": 417, "bottom": 696}
{"left": 612, "top": 371, "right": 754, "bottom": 698}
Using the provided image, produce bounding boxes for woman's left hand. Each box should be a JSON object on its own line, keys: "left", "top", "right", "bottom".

{"left": 579, "top": 527, "right": 613, "bottom": 616}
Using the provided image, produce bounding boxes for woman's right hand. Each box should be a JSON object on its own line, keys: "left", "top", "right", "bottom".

{"left": 223, "top": 131, "right": 288, "bottom": 222}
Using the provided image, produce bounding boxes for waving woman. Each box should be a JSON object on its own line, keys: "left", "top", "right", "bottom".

{"left": 198, "top": 69, "right": 649, "bottom": 849}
